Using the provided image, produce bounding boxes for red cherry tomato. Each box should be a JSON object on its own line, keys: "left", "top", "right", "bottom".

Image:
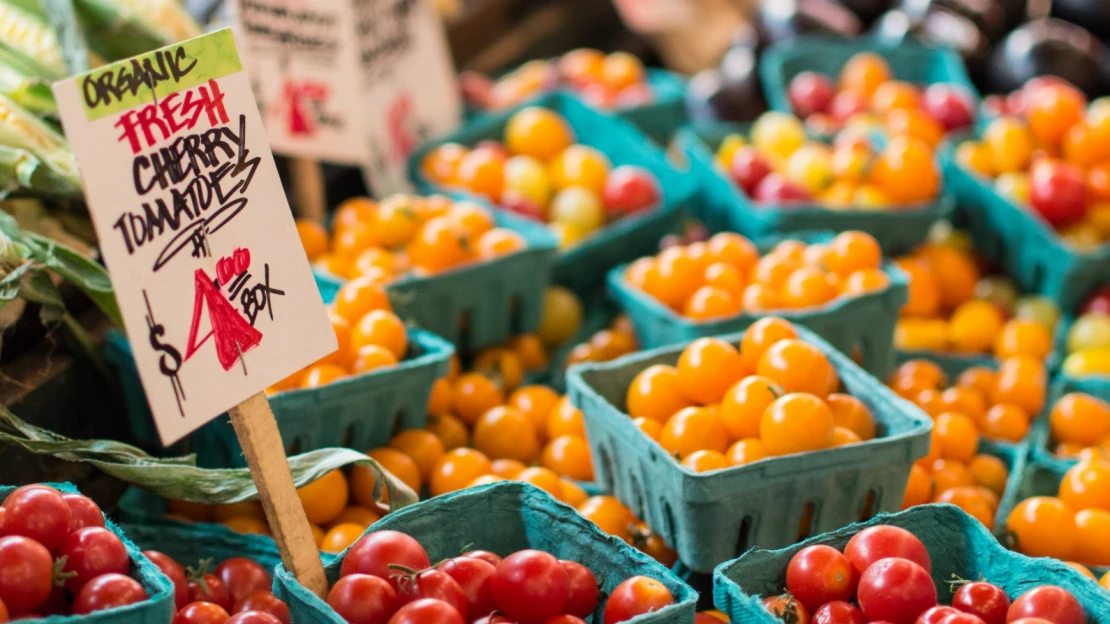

{"left": 786, "top": 545, "right": 858, "bottom": 611}
{"left": 754, "top": 173, "right": 812, "bottom": 203}
{"left": 1, "top": 486, "right": 71, "bottom": 553}
{"left": 762, "top": 595, "right": 810, "bottom": 624}
{"left": 226, "top": 612, "right": 281, "bottom": 624}
{"left": 232, "top": 591, "right": 290, "bottom": 624}
{"left": 1081, "top": 286, "right": 1110, "bottom": 315}
{"left": 189, "top": 574, "right": 231, "bottom": 610}
{"left": 1029, "top": 159, "right": 1088, "bottom": 227}
{"left": 856, "top": 558, "right": 937, "bottom": 624}
{"left": 463, "top": 551, "right": 502, "bottom": 567}
{"left": 36, "top": 586, "right": 69, "bottom": 616}
{"left": 491, "top": 550, "right": 568, "bottom": 624}
{"left": 729, "top": 147, "right": 773, "bottom": 195}
{"left": 439, "top": 557, "right": 495, "bottom": 620}
{"left": 473, "top": 615, "right": 516, "bottom": 624}
{"left": 788, "top": 71, "right": 836, "bottom": 118}
{"left": 326, "top": 574, "right": 398, "bottom": 624}
{"left": 61, "top": 494, "right": 105, "bottom": 533}
{"left": 545, "top": 617, "right": 587, "bottom": 624}
{"left": 387, "top": 598, "right": 465, "bottom": 624}
{"left": 939, "top": 614, "right": 985, "bottom": 624}
{"left": 604, "top": 576, "right": 676, "bottom": 624}
{"left": 215, "top": 558, "right": 272, "bottom": 606}
{"left": 144, "top": 551, "right": 189, "bottom": 609}
{"left": 602, "top": 166, "right": 661, "bottom": 218}
{"left": 340, "top": 531, "right": 431, "bottom": 592}
{"left": 395, "top": 568, "right": 467, "bottom": 618}
{"left": 174, "top": 601, "right": 231, "bottom": 624}
{"left": 0, "top": 535, "right": 52, "bottom": 614}
{"left": 844, "top": 526, "right": 932, "bottom": 576}
{"left": 72, "top": 573, "right": 148, "bottom": 615}
{"left": 1007, "top": 619, "right": 1055, "bottom": 624}
{"left": 1006, "top": 586, "right": 1084, "bottom": 624}
{"left": 60, "top": 527, "right": 130, "bottom": 592}
{"left": 813, "top": 600, "right": 866, "bottom": 624}
{"left": 923, "top": 84, "right": 974, "bottom": 131}
{"left": 951, "top": 581, "right": 1009, "bottom": 624}
{"left": 0, "top": 596, "right": 7, "bottom": 621}
{"left": 560, "top": 560, "right": 599, "bottom": 618}
{"left": 917, "top": 606, "right": 959, "bottom": 624}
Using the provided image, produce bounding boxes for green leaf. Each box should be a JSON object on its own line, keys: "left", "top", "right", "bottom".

{"left": 37, "top": 0, "right": 90, "bottom": 74}
{"left": 70, "top": 0, "right": 169, "bottom": 63}
{"left": 0, "top": 259, "right": 34, "bottom": 301}
{"left": 24, "top": 231, "right": 120, "bottom": 326}
{"left": 0, "top": 41, "right": 59, "bottom": 117}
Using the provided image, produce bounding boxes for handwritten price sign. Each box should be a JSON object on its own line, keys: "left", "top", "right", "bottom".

{"left": 53, "top": 29, "right": 337, "bottom": 445}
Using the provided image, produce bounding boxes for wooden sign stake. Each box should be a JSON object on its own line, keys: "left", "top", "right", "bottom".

{"left": 289, "top": 158, "right": 326, "bottom": 223}
{"left": 228, "top": 392, "right": 328, "bottom": 597}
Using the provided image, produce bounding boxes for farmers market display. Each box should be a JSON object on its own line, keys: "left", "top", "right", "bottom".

{"left": 4, "top": 2, "right": 1110, "bottom": 623}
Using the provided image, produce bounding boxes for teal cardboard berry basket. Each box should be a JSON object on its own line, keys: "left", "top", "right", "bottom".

{"left": 759, "top": 36, "right": 979, "bottom": 118}
{"left": 674, "top": 122, "right": 955, "bottom": 255}
{"left": 315, "top": 204, "right": 557, "bottom": 353}
{"left": 942, "top": 141, "right": 1110, "bottom": 313}
{"left": 119, "top": 516, "right": 289, "bottom": 577}
{"left": 103, "top": 327, "right": 453, "bottom": 468}
{"left": 712, "top": 504, "right": 1108, "bottom": 623}
{"left": 273, "top": 481, "right": 698, "bottom": 623}
{"left": 0, "top": 483, "right": 176, "bottom": 624}
{"left": 408, "top": 92, "right": 695, "bottom": 297}
{"left": 607, "top": 231, "right": 908, "bottom": 378}
{"left": 565, "top": 325, "right": 933, "bottom": 574}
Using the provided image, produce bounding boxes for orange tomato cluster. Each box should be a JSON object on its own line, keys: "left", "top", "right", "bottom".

{"left": 901, "top": 448, "right": 1010, "bottom": 527}
{"left": 894, "top": 239, "right": 1058, "bottom": 357}
{"left": 464, "top": 49, "right": 653, "bottom": 111}
{"left": 625, "top": 231, "right": 890, "bottom": 321}
{"left": 564, "top": 314, "right": 640, "bottom": 369}
{"left": 890, "top": 359, "right": 1046, "bottom": 444}
{"left": 625, "top": 318, "right": 877, "bottom": 471}
{"left": 574, "top": 495, "right": 677, "bottom": 567}
{"left": 267, "top": 279, "right": 408, "bottom": 393}
{"left": 1048, "top": 392, "right": 1110, "bottom": 460}
{"left": 296, "top": 194, "right": 527, "bottom": 282}
{"left": 1006, "top": 458, "right": 1110, "bottom": 572}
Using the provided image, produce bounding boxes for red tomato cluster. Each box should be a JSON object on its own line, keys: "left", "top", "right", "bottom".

{"left": 0, "top": 484, "right": 149, "bottom": 619}
{"left": 144, "top": 551, "right": 287, "bottom": 624}
{"left": 326, "top": 529, "right": 675, "bottom": 624}
{"left": 765, "top": 525, "right": 1086, "bottom": 624}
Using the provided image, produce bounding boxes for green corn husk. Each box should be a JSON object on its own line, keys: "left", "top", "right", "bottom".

{"left": 0, "top": 40, "right": 58, "bottom": 116}
{"left": 0, "top": 92, "right": 80, "bottom": 196}
{"left": 68, "top": 0, "right": 172, "bottom": 62}
{"left": 106, "top": 0, "right": 200, "bottom": 44}
{"left": 0, "top": 0, "right": 66, "bottom": 74}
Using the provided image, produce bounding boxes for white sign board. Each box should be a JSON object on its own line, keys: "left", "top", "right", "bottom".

{"left": 53, "top": 29, "right": 337, "bottom": 445}
{"left": 233, "top": 0, "right": 461, "bottom": 194}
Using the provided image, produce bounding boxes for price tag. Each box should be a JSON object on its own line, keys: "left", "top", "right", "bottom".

{"left": 52, "top": 29, "right": 338, "bottom": 445}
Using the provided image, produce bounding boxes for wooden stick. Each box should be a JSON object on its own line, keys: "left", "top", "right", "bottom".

{"left": 289, "top": 158, "right": 326, "bottom": 223}
{"left": 228, "top": 391, "right": 328, "bottom": 597}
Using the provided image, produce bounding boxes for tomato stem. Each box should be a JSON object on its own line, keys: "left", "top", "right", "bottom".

{"left": 50, "top": 556, "right": 78, "bottom": 588}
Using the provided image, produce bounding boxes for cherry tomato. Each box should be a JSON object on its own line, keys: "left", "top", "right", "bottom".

{"left": 917, "top": 606, "right": 959, "bottom": 624}
{"left": 72, "top": 573, "right": 147, "bottom": 615}
{"left": 786, "top": 544, "right": 857, "bottom": 611}
{"left": 1006, "top": 586, "right": 1084, "bottom": 624}
{"left": 560, "top": 560, "right": 599, "bottom": 617}
{"left": 1, "top": 486, "right": 71, "bottom": 553}
{"left": 189, "top": 574, "right": 231, "bottom": 610}
{"left": 387, "top": 598, "right": 465, "bottom": 624}
{"left": 763, "top": 595, "right": 810, "bottom": 624}
{"left": 0, "top": 535, "right": 52, "bottom": 613}
{"left": 144, "top": 551, "right": 189, "bottom": 609}
{"left": 844, "top": 526, "right": 932, "bottom": 576}
{"left": 439, "top": 557, "right": 495, "bottom": 620}
{"left": 1029, "top": 160, "right": 1088, "bottom": 227}
{"left": 326, "top": 574, "right": 398, "bottom": 624}
{"left": 232, "top": 591, "right": 290, "bottom": 624}
{"left": 395, "top": 568, "right": 467, "bottom": 618}
{"left": 1007, "top": 619, "right": 1055, "bottom": 624}
{"left": 788, "top": 71, "right": 836, "bottom": 117}
{"left": 729, "top": 147, "right": 773, "bottom": 195}
{"left": 215, "top": 558, "right": 272, "bottom": 606}
{"left": 940, "top": 614, "right": 986, "bottom": 624}
{"left": 61, "top": 494, "right": 105, "bottom": 532}
{"left": 463, "top": 551, "right": 502, "bottom": 567}
{"left": 0, "top": 596, "right": 7, "bottom": 621}
{"left": 856, "top": 558, "right": 937, "bottom": 624}
{"left": 174, "top": 601, "right": 231, "bottom": 624}
{"left": 473, "top": 615, "right": 516, "bottom": 624}
{"left": 951, "top": 581, "right": 1009, "bottom": 624}
{"left": 340, "top": 531, "right": 431, "bottom": 592}
{"left": 812, "top": 600, "right": 866, "bottom": 624}
{"left": 61, "top": 527, "right": 130, "bottom": 592}
{"left": 604, "top": 576, "right": 675, "bottom": 624}
{"left": 923, "top": 84, "right": 974, "bottom": 131}
{"left": 491, "top": 550, "right": 568, "bottom": 624}
{"left": 226, "top": 612, "right": 282, "bottom": 624}
{"left": 546, "top": 617, "right": 587, "bottom": 624}
{"left": 602, "top": 166, "right": 660, "bottom": 218}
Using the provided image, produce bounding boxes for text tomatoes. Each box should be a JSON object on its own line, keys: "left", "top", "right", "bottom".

{"left": 856, "top": 558, "right": 937, "bottom": 624}
{"left": 786, "top": 545, "right": 858, "bottom": 611}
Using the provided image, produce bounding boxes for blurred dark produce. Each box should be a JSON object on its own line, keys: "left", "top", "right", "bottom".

{"left": 686, "top": 45, "right": 767, "bottom": 123}
{"left": 830, "top": 0, "right": 894, "bottom": 26}
{"left": 872, "top": 7, "right": 994, "bottom": 84}
{"left": 754, "top": 0, "right": 864, "bottom": 51}
{"left": 986, "top": 18, "right": 1110, "bottom": 97}
{"left": 1051, "top": 0, "right": 1110, "bottom": 40}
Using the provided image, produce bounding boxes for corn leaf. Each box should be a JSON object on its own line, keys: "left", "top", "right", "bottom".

{"left": 24, "top": 230, "right": 120, "bottom": 326}
{"left": 68, "top": 0, "right": 169, "bottom": 63}
{"left": 0, "top": 145, "right": 80, "bottom": 198}
{"left": 37, "top": 0, "right": 89, "bottom": 74}
{"left": 0, "top": 41, "right": 58, "bottom": 116}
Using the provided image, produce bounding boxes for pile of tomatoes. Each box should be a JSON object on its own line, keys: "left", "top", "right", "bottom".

{"left": 1046, "top": 392, "right": 1110, "bottom": 461}
{"left": 1062, "top": 286, "right": 1110, "bottom": 377}
{"left": 716, "top": 112, "right": 941, "bottom": 208}
{"left": 624, "top": 318, "right": 878, "bottom": 472}
{"left": 894, "top": 231, "right": 1060, "bottom": 358}
{"left": 299, "top": 195, "right": 528, "bottom": 282}
{"left": 958, "top": 78, "right": 1110, "bottom": 248}
{"left": 324, "top": 529, "right": 675, "bottom": 623}
{"left": 785, "top": 52, "right": 975, "bottom": 139}
{"left": 141, "top": 552, "right": 288, "bottom": 624}
{"left": 563, "top": 314, "right": 639, "bottom": 370}
{"left": 764, "top": 524, "right": 1087, "bottom": 624}
{"left": 461, "top": 49, "right": 655, "bottom": 112}
{"left": 0, "top": 485, "right": 149, "bottom": 619}
{"left": 625, "top": 231, "right": 890, "bottom": 321}
{"left": 1006, "top": 457, "right": 1110, "bottom": 578}
{"left": 420, "top": 107, "right": 662, "bottom": 249}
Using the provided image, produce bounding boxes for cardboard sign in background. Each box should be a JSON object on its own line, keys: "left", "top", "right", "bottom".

{"left": 53, "top": 29, "right": 336, "bottom": 445}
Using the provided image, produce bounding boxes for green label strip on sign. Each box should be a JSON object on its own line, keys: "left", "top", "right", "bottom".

{"left": 79, "top": 28, "right": 243, "bottom": 121}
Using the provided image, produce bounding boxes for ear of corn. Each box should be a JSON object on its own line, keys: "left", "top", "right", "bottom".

{"left": 0, "top": 0, "right": 67, "bottom": 74}
{"left": 66, "top": 0, "right": 170, "bottom": 63}
{"left": 0, "top": 92, "right": 80, "bottom": 197}
{"left": 104, "top": 0, "right": 201, "bottom": 43}
{"left": 0, "top": 41, "right": 58, "bottom": 116}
